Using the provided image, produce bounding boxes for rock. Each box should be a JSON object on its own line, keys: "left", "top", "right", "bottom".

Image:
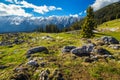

{"left": 71, "top": 44, "right": 95, "bottom": 57}
{"left": 40, "top": 62, "right": 46, "bottom": 67}
{"left": 27, "top": 60, "right": 39, "bottom": 67}
{"left": 62, "top": 46, "right": 76, "bottom": 53}
{"left": 41, "top": 36, "right": 55, "bottom": 41}
{"left": 87, "top": 43, "right": 96, "bottom": 52}
{"left": 71, "top": 47, "right": 90, "bottom": 57}
{"left": 90, "top": 55, "right": 98, "bottom": 61}
{"left": 39, "top": 69, "right": 50, "bottom": 80}
{"left": 103, "top": 54, "right": 114, "bottom": 59}
{"left": 26, "top": 46, "right": 49, "bottom": 58}
{"left": 93, "top": 48, "right": 110, "bottom": 55}
{"left": 101, "top": 36, "right": 119, "bottom": 44}
{"left": 0, "top": 65, "right": 7, "bottom": 69}
{"left": 13, "top": 39, "right": 24, "bottom": 44}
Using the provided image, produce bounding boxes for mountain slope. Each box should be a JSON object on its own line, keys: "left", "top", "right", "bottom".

{"left": 94, "top": 1, "right": 120, "bottom": 24}
{"left": 0, "top": 16, "right": 80, "bottom": 33}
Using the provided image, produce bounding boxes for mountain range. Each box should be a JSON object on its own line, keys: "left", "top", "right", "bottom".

{"left": 0, "top": 16, "right": 80, "bottom": 33}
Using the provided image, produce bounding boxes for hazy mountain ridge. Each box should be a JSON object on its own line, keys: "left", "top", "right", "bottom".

{"left": 0, "top": 16, "right": 81, "bottom": 33}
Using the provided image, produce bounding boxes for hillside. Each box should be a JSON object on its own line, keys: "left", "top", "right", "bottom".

{"left": 0, "top": 19, "right": 120, "bottom": 80}
{"left": 94, "top": 1, "right": 120, "bottom": 24}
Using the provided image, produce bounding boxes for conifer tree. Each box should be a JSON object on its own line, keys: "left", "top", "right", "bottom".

{"left": 81, "top": 6, "right": 96, "bottom": 38}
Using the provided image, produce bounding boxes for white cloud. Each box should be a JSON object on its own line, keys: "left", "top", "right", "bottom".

{"left": 69, "top": 14, "right": 79, "bottom": 17}
{"left": 5, "top": 0, "right": 14, "bottom": 3}
{"left": 0, "top": 3, "right": 32, "bottom": 17}
{"left": 19, "top": 1, "right": 62, "bottom": 14}
{"left": 91, "top": 0, "right": 120, "bottom": 11}
{"left": 79, "top": 12, "right": 83, "bottom": 15}
{"left": 1, "top": 0, "right": 62, "bottom": 16}
{"left": 84, "top": 10, "right": 86, "bottom": 13}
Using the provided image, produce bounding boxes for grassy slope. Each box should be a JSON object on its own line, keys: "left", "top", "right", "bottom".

{"left": 0, "top": 19, "right": 120, "bottom": 80}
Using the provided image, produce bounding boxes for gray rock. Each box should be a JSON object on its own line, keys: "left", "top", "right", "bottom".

{"left": 71, "top": 44, "right": 95, "bottom": 57}
{"left": 101, "top": 36, "right": 119, "bottom": 44}
{"left": 27, "top": 46, "right": 48, "bottom": 57}
{"left": 0, "top": 65, "right": 7, "bottom": 69}
{"left": 40, "top": 62, "right": 46, "bottom": 67}
{"left": 71, "top": 47, "right": 90, "bottom": 57}
{"left": 41, "top": 36, "right": 55, "bottom": 41}
{"left": 62, "top": 46, "right": 76, "bottom": 53}
{"left": 93, "top": 48, "right": 110, "bottom": 55}
{"left": 103, "top": 54, "right": 114, "bottom": 59}
{"left": 27, "top": 60, "right": 39, "bottom": 67}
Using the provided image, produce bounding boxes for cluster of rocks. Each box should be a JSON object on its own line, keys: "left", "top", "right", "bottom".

{"left": 101, "top": 36, "right": 119, "bottom": 45}
{"left": 62, "top": 43, "right": 95, "bottom": 57}
{"left": 0, "top": 33, "right": 25, "bottom": 46}
{"left": 61, "top": 36, "right": 120, "bottom": 63}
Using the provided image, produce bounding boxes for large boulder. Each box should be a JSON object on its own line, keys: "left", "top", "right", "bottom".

{"left": 26, "top": 46, "right": 48, "bottom": 58}
{"left": 62, "top": 46, "right": 76, "bottom": 53}
{"left": 71, "top": 47, "right": 90, "bottom": 57}
{"left": 71, "top": 44, "right": 95, "bottom": 57}
{"left": 101, "top": 36, "right": 119, "bottom": 44}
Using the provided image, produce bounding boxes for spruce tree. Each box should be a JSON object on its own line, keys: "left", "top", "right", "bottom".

{"left": 81, "top": 6, "right": 96, "bottom": 38}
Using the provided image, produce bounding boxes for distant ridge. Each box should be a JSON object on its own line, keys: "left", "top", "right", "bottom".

{"left": 94, "top": 1, "right": 120, "bottom": 24}
{"left": 0, "top": 16, "right": 81, "bottom": 33}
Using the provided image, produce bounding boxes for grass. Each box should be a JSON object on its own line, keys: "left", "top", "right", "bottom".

{"left": 0, "top": 19, "right": 120, "bottom": 80}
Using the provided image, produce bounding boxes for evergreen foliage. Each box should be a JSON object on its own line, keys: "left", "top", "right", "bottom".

{"left": 94, "top": 2, "right": 120, "bottom": 24}
{"left": 81, "top": 6, "right": 96, "bottom": 38}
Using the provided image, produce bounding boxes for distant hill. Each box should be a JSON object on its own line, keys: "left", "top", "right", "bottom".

{"left": 94, "top": 1, "right": 120, "bottom": 25}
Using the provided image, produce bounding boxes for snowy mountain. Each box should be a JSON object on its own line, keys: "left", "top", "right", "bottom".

{"left": 0, "top": 16, "right": 81, "bottom": 33}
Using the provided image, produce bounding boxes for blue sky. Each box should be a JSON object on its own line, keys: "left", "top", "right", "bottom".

{"left": 0, "top": 0, "right": 119, "bottom": 17}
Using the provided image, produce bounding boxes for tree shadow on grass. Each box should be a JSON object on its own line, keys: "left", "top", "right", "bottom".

{"left": 95, "top": 32, "right": 111, "bottom": 37}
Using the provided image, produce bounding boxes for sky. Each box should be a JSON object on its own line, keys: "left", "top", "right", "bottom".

{"left": 0, "top": 0, "right": 120, "bottom": 17}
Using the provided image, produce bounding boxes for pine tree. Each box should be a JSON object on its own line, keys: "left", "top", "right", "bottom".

{"left": 81, "top": 6, "right": 96, "bottom": 38}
